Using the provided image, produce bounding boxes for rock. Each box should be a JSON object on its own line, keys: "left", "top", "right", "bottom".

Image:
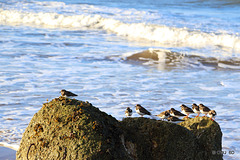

{"left": 17, "top": 98, "right": 222, "bottom": 160}
{"left": 16, "top": 97, "right": 130, "bottom": 160}
{"left": 126, "top": 50, "right": 159, "bottom": 61}
{"left": 120, "top": 117, "right": 203, "bottom": 160}
{"left": 120, "top": 117, "right": 223, "bottom": 160}
{"left": 179, "top": 117, "right": 223, "bottom": 160}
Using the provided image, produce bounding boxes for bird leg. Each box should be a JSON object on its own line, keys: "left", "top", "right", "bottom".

{"left": 210, "top": 117, "right": 215, "bottom": 121}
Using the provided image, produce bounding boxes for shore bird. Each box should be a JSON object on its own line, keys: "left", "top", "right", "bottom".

{"left": 170, "top": 108, "right": 186, "bottom": 118}
{"left": 135, "top": 104, "right": 152, "bottom": 117}
{"left": 192, "top": 103, "right": 200, "bottom": 117}
{"left": 125, "top": 107, "right": 133, "bottom": 117}
{"left": 199, "top": 104, "right": 211, "bottom": 117}
{"left": 167, "top": 115, "right": 185, "bottom": 122}
{"left": 208, "top": 110, "right": 217, "bottom": 121}
{"left": 180, "top": 104, "right": 194, "bottom": 118}
{"left": 155, "top": 110, "right": 170, "bottom": 121}
{"left": 60, "top": 89, "right": 78, "bottom": 97}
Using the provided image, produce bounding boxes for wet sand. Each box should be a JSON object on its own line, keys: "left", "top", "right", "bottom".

{"left": 0, "top": 146, "right": 16, "bottom": 160}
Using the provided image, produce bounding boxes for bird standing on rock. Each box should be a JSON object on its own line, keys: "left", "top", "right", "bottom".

{"left": 199, "top": 104, "right": 211, "bottom": 117}
{"left": 192, "top": 103, "right": 200, "bottom": 117}
{"left": 135, "top": 104, "right": 152, "bottom": 117}
{"left": 60, "top": 89, "right": 78, "bottom": 97}
{"left": 125, "top": 107, "right": 133, "bottom": 117}
{"left": 180, "top": 104, "right": 194, "bottom": 118}
{"left": 167, "top": 116, "right": 185, "bottom": 122}
{"left": 208, "top": 110, "right": 217, "bottom": 121}
{"left": 170, "top": 108, "right": 186, "bottom": 118}
{"left": 156, "top": 110, "right": 170, "bottom": 121}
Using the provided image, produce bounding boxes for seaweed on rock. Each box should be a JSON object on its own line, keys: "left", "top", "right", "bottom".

{"left": 17, "top": 97, "right": 222, "bottom": 160}
{"left": 16, "top": 97, "right": 130, "bottom": 160}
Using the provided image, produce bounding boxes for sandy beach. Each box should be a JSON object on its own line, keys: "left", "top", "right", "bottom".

{"left": 0, "top": 146, "right": 16, "bottom": 160}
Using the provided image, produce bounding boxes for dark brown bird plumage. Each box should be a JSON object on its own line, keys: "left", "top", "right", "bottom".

{"left": 125, "top": 107, "right": 133, "bottom": 117}
{"left": 167, "top": 116, "right": 185, "bottom": 122}
{"left": 199, "top": 104, "right": 211, "bottom": 117}
{"left": 135, "top": 104, "right": 151, "bottom": 117}
{"left": 156, "top": 110, "right": 170, "bottom": 120}
{"left": 61, "top": 89, "right": 78, "bottom": 97}
{"left": 192, "top": 103, "right": 200, "bottom": 117}
{"left": 208, "top": 110, "right": 217, "bottom": 121}
{"left": 170, "top": 108, "right": 186, "bottom": 118}
{"left": 180, "top": 104, "right": 194, "bottom": 118}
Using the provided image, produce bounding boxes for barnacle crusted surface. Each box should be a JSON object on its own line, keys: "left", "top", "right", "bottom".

{"left": 17, "top": 97, "right": 222, "bottom": 160}
{"left": 179, "top": 117, "right": 222, "bottom": 160}
{"left": 16, "top": 97, "right": 129, "bottom": 160}
{"left": 121, "top": 118, "right": 200, "bottom": 160}
{"left": 121, "top": 117, "right": 222, "bottom": 160}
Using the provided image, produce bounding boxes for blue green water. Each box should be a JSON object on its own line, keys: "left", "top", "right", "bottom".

{"left": 0, "top": 0, "right": 240, "bottom": 159}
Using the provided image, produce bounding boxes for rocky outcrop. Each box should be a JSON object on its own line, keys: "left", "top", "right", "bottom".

{"left": 17, "top": 97, "right": 222, "bottom": 160}
{"left": 120, "top": 117, "right": 201, "bottom": 160}
{"left": 179, "top": 117, "right": 222, "bottom": 160}
{"left": 16, "top": 97, "right": 130, "bottom": 160}
{"left": 121, "top": 117, "right": 222, "bottom": 160}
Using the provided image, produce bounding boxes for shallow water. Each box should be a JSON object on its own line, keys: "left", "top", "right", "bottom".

{"left": 0, "top": 0, "right": 240, "bottom": 159}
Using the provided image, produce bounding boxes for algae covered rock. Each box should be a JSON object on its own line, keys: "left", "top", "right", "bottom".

{"left": 16, "top": 97, "right": 130, "bottom": 160}
{"left": 179, "top": 117, "right": 223, "bottom": 160}
{"left": 16, "top": 97, "right": 223, "bottom": 160}
{"left": 120, "top": 118, "right": 203, "bottom": 160}
{"left": 120, "top": 117, "right": 223, "bottom": 160}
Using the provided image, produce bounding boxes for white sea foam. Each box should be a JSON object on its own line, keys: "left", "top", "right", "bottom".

{"left": 0, "top": 1, "right": 240, "bottom": 159}
{"left": 0, "top": 142, "right": 19, "bottom": 150}
{"left": 0, "top": 9, "right": 240, "bottom": 53}
{"left": 218, "top": 63, "right": 240, "bottom": 69}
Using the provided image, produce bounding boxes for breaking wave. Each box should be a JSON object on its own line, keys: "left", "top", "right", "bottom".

{"left": 122, "top": 49, "right": 240, "bottom": 70}
{"left": 0, "top": 9, "right": 240, "bottom": 53}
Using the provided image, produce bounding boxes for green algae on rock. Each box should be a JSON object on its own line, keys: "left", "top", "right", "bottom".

{"left": 16, "top": 97, "right": 130, "bottom": 160}
{"left": 16, "top": 97, "right": 223, "bottom": 160}
{"left": 120, "top": 117, "right": 223, "bottom": 160}
{"left": 179, "top": 117, "right": 223, "bottom": 160}
{"left": 120, "top": 117, "right": 203, "bottom": 160}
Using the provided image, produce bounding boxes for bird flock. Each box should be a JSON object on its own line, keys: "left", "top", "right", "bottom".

{"left": 59, "top": 89, "right": 217, "bottom": 122}
{"left": 125, "top": 103, "right": 217, "bottom": 122}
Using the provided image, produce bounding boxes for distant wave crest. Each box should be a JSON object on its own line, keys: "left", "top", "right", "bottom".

{"left": 1, "top": 9, "right": 240, "bottom": 52}
{"left": 123, "top": 49, "right": 240, "bottom": 70}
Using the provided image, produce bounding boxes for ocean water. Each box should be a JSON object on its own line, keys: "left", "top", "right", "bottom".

{"left": 0, "top": 0, "right": 240, "bottom": 159}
